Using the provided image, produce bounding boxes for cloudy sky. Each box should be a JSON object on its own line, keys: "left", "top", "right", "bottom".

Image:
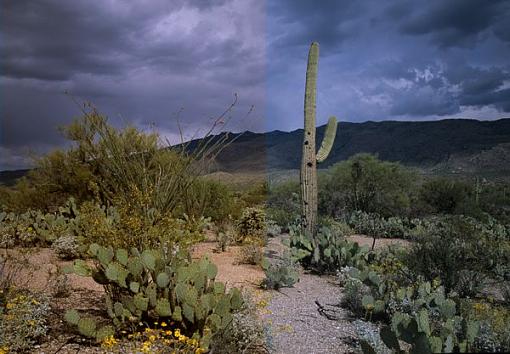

{"left": 1, "top": 0, "right": 509, "bottom": 170}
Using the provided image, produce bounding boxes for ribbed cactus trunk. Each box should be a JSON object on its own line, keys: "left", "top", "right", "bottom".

{"left": 300, "top": 42, "right": 338, "bottom": 240}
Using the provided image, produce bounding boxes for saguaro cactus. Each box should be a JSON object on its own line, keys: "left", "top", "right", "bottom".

{"left": 300, "top": 42, "right": 338, "bottom": 239}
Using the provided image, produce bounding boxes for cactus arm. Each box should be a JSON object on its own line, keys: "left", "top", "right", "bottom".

{"left": 316, "top": 116, "right": 338, "bottom": 163}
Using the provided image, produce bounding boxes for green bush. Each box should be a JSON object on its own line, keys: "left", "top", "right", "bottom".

{"left": 238, "top": 244, "right": 264, "bottom": 266}
{"left": 419, "top": 177, "right": 473, "bottom": 215}
{"left": 319, "top": 154, "right": 417, "bottom": 218}
{"left": 267, "top": 181, "right": 300, "bottom": 229}
{"left": 236, "top": 207, "right": 266, "bottom": 243}
{"left": 260, "top": 254, "right": 299, "bottom": 290}
{"left": 66, "top": 244, "right": 243, "bottom": 350}
{"left": 74, "top": 200, "right": 204, "bottom": 250}
{"left": 181, "top": 179, "right": 238, "bottom": 224}
{"left": 52, "top": 235, "right": 81, "bottom": 260}
{"left": 348, "top": 211, "right": 416, "bottom": 239}
{"left": 405, "top": 215, "right": 510, "bottom": 296}
{"left": 461, "top": 301, "right": 510, "bottom": 352}
{"left": 210, "top": 291, "right": 269, "bottom": 353}
{"left": 0, "top": 290, "right": 50, "bottom": 353}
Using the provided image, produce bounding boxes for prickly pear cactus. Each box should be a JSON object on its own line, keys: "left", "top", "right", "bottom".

{"left": 300, "top": 42, "right": 338, "bottom": 241}
{"left": 66, "top": 243, "right": 242, "bottom": 350}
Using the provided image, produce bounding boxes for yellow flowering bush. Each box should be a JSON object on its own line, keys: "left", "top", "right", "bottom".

{"left": 120, "top": 324, "right": 206, "bottom": 354}
{"left": 0, "top": 290, "right": 50, "bottom": 352}
{"left": 462, "top": 300, "right": 510, "bottom": 351}
{"left": 75, "top": 198, "right": 204, "bottom": 250}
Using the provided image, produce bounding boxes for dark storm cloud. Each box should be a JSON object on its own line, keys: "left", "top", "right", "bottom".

{"left": 266, "top": 0, "right": 510, "bottom": 131}
{"left": 398, "top": 0, "right": 509, "bottom": 47}
{"left": 1, "top": 0, "right": 264, "bottom": 169}
{"left": 2, "top": 0, "right": 510, "bottom": 170}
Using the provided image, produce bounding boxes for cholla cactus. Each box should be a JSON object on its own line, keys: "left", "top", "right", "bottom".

{"left": 300, "top": 42, "right": 338, "bottom": 239}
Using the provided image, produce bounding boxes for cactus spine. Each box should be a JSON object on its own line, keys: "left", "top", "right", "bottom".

{"left": 300, "top": 42, "right": 338, "bottom": 239}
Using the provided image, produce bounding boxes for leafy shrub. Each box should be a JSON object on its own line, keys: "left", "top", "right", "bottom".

{"left": 52, "top": 234, "right": 81, "bottom": 260}
{"left": 211, "top": 291, "right": 269, "bottom": 353}
{"left": 319, "top": 154, "right": 416, "bottom": 218}
{"left": 419, "top": 177, "right": 472, "bottom": 214}
{"left": 267, "top": 181, "right": 300, "bottom": 229}
{"left": 0, "top": 224, "right": 15, "bottom": 248}
{"left": 338, "top": 267, "right": 370, "bottom": 316}
{"left": 319, "top": 216, "right": 354, "bottom": 237}
{"left": 238, "top": 244, "right": 264, "bottom": 266}
{"left": 265, "top": 219, "right": 281, "bottom": 237}
{"left": 461, "top": 301, "right": 510, "bottom": 352}
{"left": 50, "top": 272, "right": 71, "bottom": 298}
{"left": 0, "top": 290, "right": 50, "bottom": 352}
{"left": 405, "top": 215, "right": 509, "bottom": 296}
{"left": 236, "top": 207, "right": 266, "bottom": 243}
{"left": 119, "top": 326, "right": 204, "bottom": 353}
{"left": 348, "top": 211, "right": 415, "bottom": 240}
{"left": 353, "top": 320, "right": 392, "bottom": 354}
{"left": 66, "top": 244, "right": 243, "bottom": 350}
{"left": 260, "top": 254, "right": 299, "bottom": 290}
{"left": 182, "top": 179, "right": 238, "bottom": 224}
{"left": 74, "top": 200, "right": 203, "bottom": 250}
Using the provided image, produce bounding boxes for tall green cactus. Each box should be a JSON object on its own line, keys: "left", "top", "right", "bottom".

{"left": 300, "top": 42, "right": 338, "bottom": 239}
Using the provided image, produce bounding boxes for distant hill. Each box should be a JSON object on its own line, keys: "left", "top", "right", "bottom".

{"left": 209, "top": 118, "right": 510, "bottom": 177}
{"left": 2, "top": 119, "right": 510, "bottom": 186}
{"left": 0, "top": 169, "right": 31, "bottom": 186}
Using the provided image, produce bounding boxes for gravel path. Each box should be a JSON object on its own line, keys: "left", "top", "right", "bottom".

{"left": 262, "top": 236, "right": 358, "bottom": 354}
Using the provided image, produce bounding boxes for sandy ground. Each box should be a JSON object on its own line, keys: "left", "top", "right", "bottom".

{"left": 2, "top": 242, "right": 264, "bottom": 294}
{"left": 1, "top": 233, "right": 409, "bottom": 353}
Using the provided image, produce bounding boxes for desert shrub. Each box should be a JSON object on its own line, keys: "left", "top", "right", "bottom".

{"left": 260, "top": 254, "right": 299, "bottom": 290}
{"left": 0, "top": 223, "right": 15, "bottom": 248}
{"left": 239, "top": 182, "right": 269, "bottom": 208}
{"left": 477, "top": 181, "right": 510, "bottom": 224}
{"left": 74, "top": 200, "right": 203, "bottom": 250}
{"left": 405, "top": 215, "right": 510, "bottom": 296}
{"left": 52, "top": 234, "right": 81, "bottom": 260}
{"left": 341, "top": 274, "right": 366, "bottom": 316}
{"left": 236, "top": 207, "right": 266, "bottom": 243}
{"left": 211, "top": 291, "right": 269, "bottom": 353}
{"left": 353, "top": 320, "right": 392, "bottom": 354}
{"left": 181, "top": 179, "right": 237, "bottom": 224}
{"left": 319, "top": 216, "right": 354, "bottom": 237}
{"left": 238, "top": 244, "right": 264, "bottom": 266}
{"left": 0, "top": 290, "right": 50, "bottom": 353}
{"left": 215, "top": 219, "right": 236, "bottom": 252}
{"left": 319, "top": 154, "right": 417, "bottom": 218}
{"left": 66, "top": 244, "right": 243, "bottom": 350}
{"left": 50, "top": 272, "right": 71, "bottom": 298}
{"left": 419, "top": 177, "right": 473, "bottom": 215}
{"left": 348, "top": 211, "right": 416, "bottom": 240}
{"left": 461, "top": 301, "right": 510, "bottom": 352}
{"left": 2, "top": 105, "right": 237, "bottom": 219}
{"left": 117, "top": 326, "right": 204, "bottom": 353}
{"left": 267, "top": 181, "right": 300, "bottom": 229}
{"left": 265, "top": 219, "right": 281, "bottom": 237}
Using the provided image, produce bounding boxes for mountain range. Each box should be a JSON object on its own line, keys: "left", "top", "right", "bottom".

{"left": 209, "top": 118, "right": 510, "bottom": 177}
{"left": 2, "top": 118, "right": 510, "bottom": 186}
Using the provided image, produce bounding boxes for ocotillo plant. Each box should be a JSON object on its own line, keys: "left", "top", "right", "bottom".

{"left": 300, "top": 42, "right": 338, "bottom": 240}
